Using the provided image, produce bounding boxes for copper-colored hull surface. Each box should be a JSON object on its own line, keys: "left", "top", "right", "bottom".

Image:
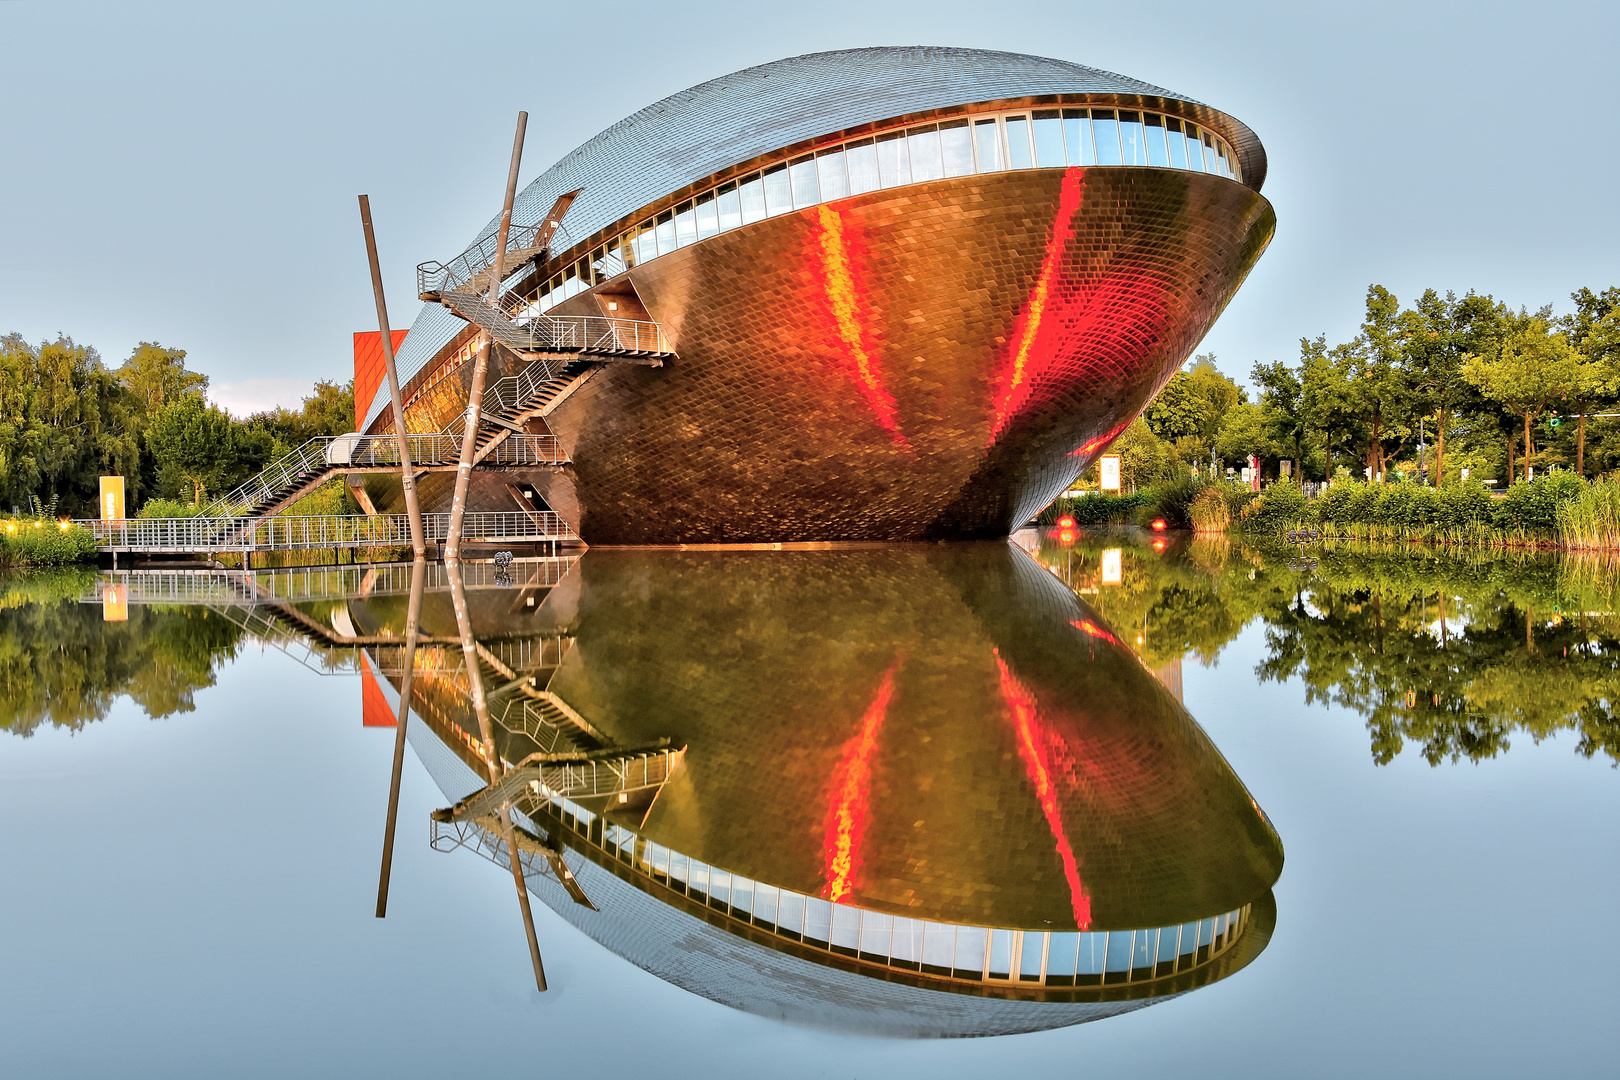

{"left": 399, "top": 167, "right": 1273, "bottom": 543}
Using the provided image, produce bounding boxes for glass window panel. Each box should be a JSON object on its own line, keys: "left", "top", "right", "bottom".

{"left": 1105, "top": 930, "right": 1134, "bottom": 972}
{"left": 1144, "top": 114, "right": 1170, "bottom": 167}
{"left": 1118, "top": 111, "right": 1147, "bottom": 166}
{"left": 1183, "top": 126, "right": 1205, "bottom": 172}
{"left": 1062, "top": 109, "right": 1095, "bottom": 166}
{"left": 1046, "top": 932, "right": 1079, "bottom": 977}
{"left": 988, "top": 929, "right": 1014, "bottom": 978}
{"left": 616, "top": 234, "right": 636, "bottom": 270}
{"left": 1005, "top": 115, "right": 1034, "bottom": 169}
{"left": 1033, "top": 109, "right": 1065, "bottom": 167}
{"left": 1091, "top": 110, "right": 1122, "bottom": 165}
{"left": 907, "top": 125, "right": 943, "bottom": 182}
{"left": 668, "top": 851, "right": 688, "bottom": 884}
{"left": 1157, "top": 925, "right": 1180, "bottom": 962}
{"left": 763, "top": 164, "right": 793, "bottom": 216}
{"left": 846, "top": 138, "right": 880, "bottom": 193}
{"left": 673, "top": 202, "right": 697, "bottom": 248}
{"left": 891, "top": 917, "right": 923, "bottom": 963}
{"left": 1133, "top": 928, "right": 1155, "bottom": 970}
{"left": 1164, "top": 119, "right": 1189, "bottom": 170}
{"left": 647, "top": 841, "right": 668, "bottom": 874}
{"left": 777, "top": 891, "right": 806, "bottom": 935}
{"left": 594, "top": 246, "right": 624, "bottom": 281}
{"left": 1217, "top": 139, "right": 1235, "bottom": 179}
{"left": 876, "top": 132, "right": 911, "bottom": 188}
{"left": 687, "top": 860, "right": 709, "bottom": 896}
{"left": 715, "top": 181, "right": 742, "bottom": 231}
{"left": 788, "top": 155, "right": 819, "bottom": 209}
{"left": 973, "top": 119, "right": 1002, "bottom": 171}
{"left": 693, "top": 192, "right": 719, "bottom": 239}
{"left": 921, "top": 922, "right": 956, "bottom": 969}
{"left": 633, "top": 220, "right": 656, "bottom": 262}
{"left": 803, "top": 897, "right": 832, "bottom": 944}
{"left": 954, "top": 926, "right": 987, "bottom": 973}
{"left": 654, "top": 211, "right": 676, "bottom": 256}
{"left": 708, "top": 868, "right": 731, "bottom": 907}
{"left": 1179, "top": 921, "right": 1200, "bottom": 956}
{"left": 1019, "top": 933, "right": 1045, "bottom": 979}
{"left": 1079, "top": 932, "right": 1108, "bottom": 974}
{"left": 730, "top": 875, "right": 755, "bottom": 917}
{"left": 816, "top": 149, "right": 849, "bottom": 201}
{"left": 752, "top": 883, "right": 779, "bottom": 926}
{"left": 940, "top": 119, "right": 973, "bottom": 176}
{"left": 1199, "top": 916, "right": 1215, "bottom": 947}
{"left": 1202, "top": 132, "right": 1219, "bottom": 173}
{"left": 858, "top": 911, "right": 893, "bottom": 956}
{"left": 829, "top": 904, "right": 860, "bottom": 950}
{"left": 739, "top": 173, "right": 767, "bottom": 223}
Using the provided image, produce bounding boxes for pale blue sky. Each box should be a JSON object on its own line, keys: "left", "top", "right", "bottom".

{"left": 2, "top": 0, "right": 1615, "bottom": 413}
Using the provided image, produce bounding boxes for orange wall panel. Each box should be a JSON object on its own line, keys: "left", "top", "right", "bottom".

{"left": 353, "top": 329, "right": 409, "bottom": 431}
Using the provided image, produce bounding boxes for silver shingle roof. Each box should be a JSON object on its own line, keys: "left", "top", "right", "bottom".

{"left": 372, "top": 47, "right": 1261, "bottom": 429}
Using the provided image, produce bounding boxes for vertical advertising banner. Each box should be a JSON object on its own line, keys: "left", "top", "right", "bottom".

{"left": 1101, "top": 547, "right": 1123, "bottom": 585}
{"left": 99, "top": 476, "right": 125, "bottom": 521}
{"left": 1099, "top": 455, "right": 1122, "bottom": 493}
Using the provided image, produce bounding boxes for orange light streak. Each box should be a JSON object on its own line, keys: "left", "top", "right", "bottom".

{"left": 822, "top": 663, "right": 899, "bottom": 902}
{"left": 994, "top": 650, "right": 1092, "bottom": 929}
{"left": 813, "top": 205, "right": 909, "bottom": 450}
{"left": 1071, "top": 618, "right": 1123, "bottom": 648}
{"left": 1071, "top": 417, "right": 1133, "bottom": 457}
{"left": 992, "top": 168, "right": 1087, "bottom": 438}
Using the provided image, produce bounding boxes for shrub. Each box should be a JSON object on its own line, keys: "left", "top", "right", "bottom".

{"left": 1238, "top": 480, "right": 1308, "bottom": 534}
{"left": 1189, "top": 488, "right": 1229, "bottom": 534}
{"left": 1038, "top": 492, "right": 1148, "bottom": 526}
{"left": 0, "top": 520, "right": 98, "bottom": 566}
{"left": 1494, "top": 472, "right": 1585, "bottom": 537}
{"left": 137, "top": 498, "right": 206, "bottom": 519}
{"left": 1558, "top": 478, "right": 1620, "bottom": 549}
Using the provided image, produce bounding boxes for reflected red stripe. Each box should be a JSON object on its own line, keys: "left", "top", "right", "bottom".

{"left": 1071, "top": 618, "right": 1123, "bottom": 648}
{"left": 812, "top": 205, "right": 909, "bottom": 450}
{"left": 994, "top": 650, "right": 1092, "bottom": 929}
{"left": 822, "top": 663, "right": 900, "bottom": 902}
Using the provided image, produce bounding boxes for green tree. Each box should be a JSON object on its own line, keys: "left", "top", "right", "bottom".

{"left": 1348, "top": 285, "right": 1415, "bottom": 482}
{"left": 1401, "top": 289, "right": 1502, "bottom": 486}
{"left": 117, "top": 342, "right": 207, "bottom": 417}
{"left": 1561, "top": 287, "right": 1620, "bottom": 474}
{"left": 1463, "top": 314, "right": 1584, "bottom": 483}
{"left": 1213, "top": 401, "right": 1271, "bottom": 465}
{"left": 147, "top": 394, "right": 237, "bottom": 504}
{"left": 1251, "top": 358, "right": 1306, "bottom": 474}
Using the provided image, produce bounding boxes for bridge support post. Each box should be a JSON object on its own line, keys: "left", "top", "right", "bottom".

{"left": 376, "top": 555, "right": 426, "bottom": 918}
{"left": 358, "top": 194, "right": 426, "bottom": 560}
{"left": 446, "top": 111, "right": 527, "bottom": 561}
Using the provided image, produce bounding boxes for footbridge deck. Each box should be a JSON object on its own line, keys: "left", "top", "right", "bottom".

{"left": 81, "top": 511, "right": 577, "bottom": 554}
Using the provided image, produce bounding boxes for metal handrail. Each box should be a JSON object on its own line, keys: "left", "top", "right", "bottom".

{"left": 198, "top": 434, "right": 566, "bottom": 516}
{"left": 417, "top": 219, "right": 552, "bottom": 298}
{"left": 515, "top": 314, "right": 669, "bottom": 355}
{"left": 80, "top": 511, "right": 577, "bottom": 552}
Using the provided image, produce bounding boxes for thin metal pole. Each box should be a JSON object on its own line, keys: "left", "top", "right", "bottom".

{"left": 445, "top": 111, "right": 527, "bottom": 561}
{"left": 448, "top": 558, "right": 547, "bottom": 992}
{"left": 375, "top": 555, "right": 427, "bottom": 918}
{"left": 358, "top": 195, "right": 426, "bottom": 560}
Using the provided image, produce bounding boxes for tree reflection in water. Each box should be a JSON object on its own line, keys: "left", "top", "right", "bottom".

{"left": 1026, "top": 528, "right": 1620, "bottom": 766}
{"left": 0, "top": 570, "right": 244, "bottom": 736}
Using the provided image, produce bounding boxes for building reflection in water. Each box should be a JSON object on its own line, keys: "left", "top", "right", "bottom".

{"left": 340, "top": 542, "right": 1283, "bottom": 1037}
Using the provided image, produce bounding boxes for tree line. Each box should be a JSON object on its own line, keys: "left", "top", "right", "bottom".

{"left": 1106, "top": 284, "right": 1620, "bottom": 491}
{"left": 0, "top": 333, "right": 353, "bottom": 516}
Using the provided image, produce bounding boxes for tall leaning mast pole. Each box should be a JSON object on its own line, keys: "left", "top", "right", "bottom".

{"left": 357, "top": 195, "right": 426, "bottom": 559}
{"left": 445, "top": 111, "right": 528, "bottom": 560}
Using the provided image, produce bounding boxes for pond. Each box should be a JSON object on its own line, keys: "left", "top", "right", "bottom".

{"left": 1, "top": 533, "right": 1614, "bottom": 1077}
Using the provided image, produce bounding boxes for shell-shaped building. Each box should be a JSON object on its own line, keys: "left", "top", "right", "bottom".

{"left": 360, "top": 47, "right": 1275, "bottom": 543}
{"left": 355, "top": 543, "right": 1285, "bottom": 1037}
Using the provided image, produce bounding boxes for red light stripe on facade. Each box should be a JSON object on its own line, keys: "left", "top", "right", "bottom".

{"left": 813, "top": 205, "right": 909, "bottom": 450}
{"left": 994, "top": 650, "right": 1092, "bottom": 929}
{"left": 822, "top": 663, "right": 899, "bottom": 903}
{"left": 991, "top": 168, "right": 1087, "bottom": 440}
{"left": 1071, "top": 618, "right": 1123, "bottom": 648}
{"left": 1072, "top": 417, "right": 1132, "bottom": 457}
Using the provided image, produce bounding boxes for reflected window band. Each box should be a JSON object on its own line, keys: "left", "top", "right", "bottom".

{"left": 524, "top": 789, "right": 1252, "bottom": 988}
{"left": 527, "top": 105, "right": 1243, "bottom": 315}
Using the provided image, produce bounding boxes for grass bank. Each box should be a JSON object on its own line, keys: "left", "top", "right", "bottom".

{"left": 0, "top": 519, "right": 99, "bottom": 566}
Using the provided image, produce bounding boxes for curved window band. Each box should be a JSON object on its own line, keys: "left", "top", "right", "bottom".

{"left": 520, "top": 106, "right": 1242, "bottom": 318}
{"left": 464, "top": 787, "right": 1254, "bottom": 988}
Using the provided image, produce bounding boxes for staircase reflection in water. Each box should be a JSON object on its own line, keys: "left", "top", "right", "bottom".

{"left": 343, "top": 542, "right": 1283, "bottom": 1038}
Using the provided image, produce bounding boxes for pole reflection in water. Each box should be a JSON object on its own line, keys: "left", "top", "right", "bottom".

{"left": 375, "top": 555, "right": 425, "bottom": 917}
{"left": 346, "top": 543, "right": 1284, "bottom": 1037}
{"left": 445, "top": 557, "right": 548, "bottom": 992}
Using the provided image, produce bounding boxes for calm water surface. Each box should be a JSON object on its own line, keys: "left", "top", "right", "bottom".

{"left": 1, "top": 533, "right": 1614, "bottom": 1077}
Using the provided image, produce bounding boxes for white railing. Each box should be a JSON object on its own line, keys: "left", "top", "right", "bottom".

{"left": 80, "top": 512, "right": 577, "bottom": 552}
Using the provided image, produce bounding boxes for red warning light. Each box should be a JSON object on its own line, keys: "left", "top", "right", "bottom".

{"left": 1150, "top": 519, "right": 1168, "bottom": 531}
{"left": 1058, "top": 529, "right": 1076, "bottom": 546}
{"left": 1151, "top": 538, "right": 1167, "bottom": 551}
{"left": 1057, "top": 515, "right": 1077, "bottom": 529}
